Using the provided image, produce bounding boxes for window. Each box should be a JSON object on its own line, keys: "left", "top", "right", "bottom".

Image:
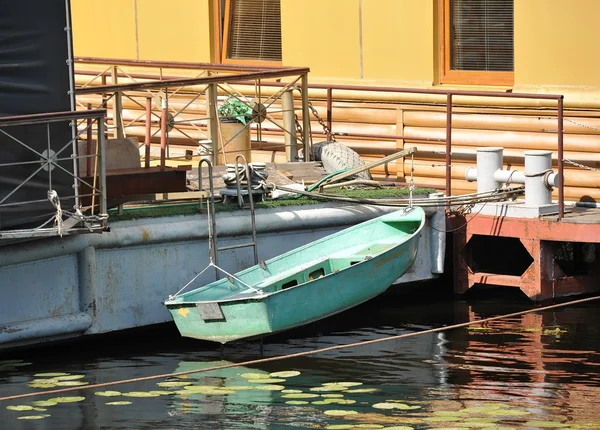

{"left": 440, "top": 0, "right": 514, "bottom": 85}
{"left": 221, "top": 0, "right": 282, "bottom": 65}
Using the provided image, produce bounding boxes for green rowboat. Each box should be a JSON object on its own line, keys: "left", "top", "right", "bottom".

{"left": 164, "top": 206, "right": 425, "bottom": 343}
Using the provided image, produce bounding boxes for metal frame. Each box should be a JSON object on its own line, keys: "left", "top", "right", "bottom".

{"left": 0, "top": 109, "right": 108, "bottom": 239}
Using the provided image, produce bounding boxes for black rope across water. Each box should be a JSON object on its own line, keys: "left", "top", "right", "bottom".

{"left": 1, "top": 294, "right": 599, "bottom": 402}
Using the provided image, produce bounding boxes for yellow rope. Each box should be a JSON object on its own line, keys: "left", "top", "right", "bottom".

{"left": 1, "top": 294, "right": 599, "bottom": 402}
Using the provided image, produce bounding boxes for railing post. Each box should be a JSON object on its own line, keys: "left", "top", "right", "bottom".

{"left": 207, "top": 83, "right": 219, "bottom": 163}
{"left": 98, "top": 116, "right": 108, "bottom": 224}
{"left": 301, "top": 73, "right": 311, "bottom": 161}
{"left": 144, "top": 96, "right": 152, "bottom": 168}
{"left": 86, "top": 103, "right": 93, "bottom": 176}
{"left": 282, "top": 89, "right": 297, "bottom": 162}
{"left": 111, "top": 66, "right": 124, "bottom": 139}
{"left": 557, "top": 96, "right": 564, "bottom": 221}
{"left": 160, "top": 96, "right": 167, "bottom": 171}
{"left": 445, "top": 94, "right": 453, "bottom": 198}
{"left": 327, "top": 87, "right": 333, "bottom": 141}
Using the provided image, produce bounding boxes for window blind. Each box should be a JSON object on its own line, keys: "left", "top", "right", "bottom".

{"left": 226, "top": 0, "right": 282, "bottom": 62}
{"left": 450, "top": 0, "right": 513, "bottom": 72}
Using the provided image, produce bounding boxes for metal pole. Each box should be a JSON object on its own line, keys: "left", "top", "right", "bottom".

{"left": 327, "top": 87, "right": 333, "bottom": 141}
{"left": 144, "top": 97, "right": 152, "bottom": 168}
{"left": 557, "top": 96, "right": 564, "bottom": 221}
{"left": 86, "top": 103, "right": 93, "bottom": 176}
{"left": 111, "top": 66, "right": 124, "bottom": 139}
{"left": 98, "top": 118, "right": 108, "bottom": 223}
{"left": 301, "top": 73, "right": 311, "bottom": 161}
{"left": 445, "top": 94, "right": 453, "bottom": 197}
{"left": 207, "top": 83, "right": 219, "bottom": 163}
{"left": 160, "top": 98, "right": 167, "bottom": 171}
{"left": 282, "top": 90, "right": 297, "bottom": 162}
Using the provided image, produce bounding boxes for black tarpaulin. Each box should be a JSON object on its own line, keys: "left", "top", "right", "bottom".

{"left": 0, "top": 0, "right": 75, "bottom": 230}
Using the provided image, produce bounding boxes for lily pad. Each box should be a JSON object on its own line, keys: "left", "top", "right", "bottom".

{"left": 354, "top": 426, "right": 384, "bottom": 429}
{"left": 31, "top": 400, "right": 58, "bottom": 407}
{"left": 122, "top": 391, "right": 161, "bottom": 398}
{"left": 312, "top": 400, "right": 330, "bottom": 405}
{"left": 380, "top": 427, "right": 414, "bottom": 430}
{"left": 324, "top": 409, "right": 358, "bottom": 416}
{"left": 53, "top": 374, "right": 85, "bottom": 381}
{"left": 157, "top": 381, "right": 192, "bottom": 387}
{"left": 324, "top": 382, "right": 362, "bottom": 387}
{"left": 322, "top": 394, "right": 345, "bottom": 398}
{"left": 286, "top": 400, "right": 309, "bottom": 405}
{"left": 49, "top": 396, "right": 86, "bottom": 403}
{"left": 7, "top": 405, "right": 34, "bottom": 411}
{"left": 32, "top": 407, "right": 47, "bottom": 412}
{"left": 34, "top": 372, "right": 70, "bottom": 377}
{"left": 281, "top": 389, "right": 303, "bottom": 393}
{"left": 149, "top": 390, "right": 174, "bottom": 396}
{"left": 28, "top": 383, "right": 57, "bottom": 389}
{"left": 95, "top": 391, "right": 122, "bottom": 397}
{"left": 345, "top": 388, "right": 379, "bottom": 393}
{"left": 325, "top": 426, "right": 353, "bottom": 430}
{"left": 106, "top": 401, "right": 133, "bottom": 406}
{"left": 255, "top": 384, "right": 286, "bottom": 391}
{"left": 17, "top": 415, "right": 50, "bottom": 420}
{"left": 310, "top": 385, "right": 349, "bottom": 392}
{"left": 55, "top": 381, "right": 89, "bottom": 387}
{"left": 246, "top": 378, "right": 286, "bottom": 384}
{"left": 269, "top": 370, "right": 301, "bottom": 378}
{"left": 282, "top": 393, "right": 320, "bottom": 399}
{"left": 240, "top": 372, "right": 269, "bottom": 379}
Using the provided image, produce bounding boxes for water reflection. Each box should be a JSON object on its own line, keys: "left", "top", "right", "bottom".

{"left": 0, "top": 291, "right": 599, "bottom": 429}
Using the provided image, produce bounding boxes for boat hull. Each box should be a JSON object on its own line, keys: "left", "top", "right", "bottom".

{"left": 165, "top": 207, "right": 425, "bottom": 343}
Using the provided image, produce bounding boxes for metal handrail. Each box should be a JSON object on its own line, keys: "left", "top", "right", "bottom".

{"left": 74, "top": 58, "right": 566, "bottom": 220}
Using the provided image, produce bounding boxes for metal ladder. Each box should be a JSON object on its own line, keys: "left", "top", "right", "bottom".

{"left": 198, "top": 155, "right": 259, "bottom": 280}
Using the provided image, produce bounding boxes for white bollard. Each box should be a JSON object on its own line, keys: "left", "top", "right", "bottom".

{"left": 476, "top": 147, "right": 504, "bottom": 194}
{"left": 524, "top": 150, "right": 553, "bottom": 206}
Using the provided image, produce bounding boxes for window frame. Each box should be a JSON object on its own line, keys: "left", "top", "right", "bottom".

{"left": 219, "top": 0, "right": 283, "bottom": 66}
{"left": 439, "top": 0, "right": 514, "bottom": 86}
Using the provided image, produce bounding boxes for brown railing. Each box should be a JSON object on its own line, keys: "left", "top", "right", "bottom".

{"left": 74, "top": 57, "right": 566, "bottom": 220}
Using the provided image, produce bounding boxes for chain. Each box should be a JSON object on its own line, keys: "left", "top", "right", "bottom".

{"left": 294, "top": 85, "right": 336, "bottom": 142}
{"left": 563, "top": 158, "right": 600, "bottom": 172}
{"left": 564, "top": 118, "right": 600, "bottom": 131}
{"left": 408, "top": 152, "right": 415, "bottom": 208}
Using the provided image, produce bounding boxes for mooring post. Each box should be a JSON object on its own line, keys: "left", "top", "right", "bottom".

{"left": 524, "top": 150, "right": 552, "bottom": 206}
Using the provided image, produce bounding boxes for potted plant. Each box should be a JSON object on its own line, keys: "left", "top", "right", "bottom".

{"left": 216, "top": 96, "right": 253, "bottom": 165}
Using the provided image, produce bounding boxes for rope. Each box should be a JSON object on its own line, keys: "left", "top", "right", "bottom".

{"left": 1, "top": 294, "right": 598, "bottom": 403}
{"left": 268, "top": 183, "right": 524, "bottom": 208}
{"left": 47, "top": 190, "right": 63, "bottom": 237}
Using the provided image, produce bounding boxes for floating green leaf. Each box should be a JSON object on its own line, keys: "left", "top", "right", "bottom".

{"left": 157, "top": 381, "right": 192, "bottom": 387}
{"left": 240, "top": 372, "right": 269, "bottom": 379}
{"left": 255, "top": 384, "right": 286, "bottom": 391}
{"left": 17, "top": 415, "right": 50, "bottom": 420}
{"left": 345, "top": 388, "right": 379, "bottom": 393}
{"left": 149, "top": 390, "right": 174, "bottom": 396}
{"left": 322, "top": 394, "right": 345, "bottom": 398}
{"left": 281, "top": 389, "right": 303, "bottom": 394}
{"left": 282, "top": 393, "right": 320, "bottom": 399}
{"left": 7, "top": 405, "right": 34, "bottom": 411}
{"left": 49, "top": 396, "right": 86, "bottom": 403}
{"left": 247, "top": 378, "right": 286, "bottom": 384}
{"left": 285, "top": 400, "right": 309, "bottom": 405}
{"left": 95, "top": 391, "right": 122, "bottom": 397}
{"left": 55, "top": 381, "right": 89, "bottom": 387}
{"left": 324, "top": 409, "right": 358, "bottom": 416}
{"left": 324, "top": 382, "right": 363, "bottom": 387}
{"left": 32, "top": 407, "right": 47, "bottom": 412}
{"left": 34, "top": 372, "right": 70, "bottom": 377}
{"left": 106, "top": 401, "right": 132, "bottom": 406}
{"left": 122, "top": 392, "right": 161, "bottom": 398}
{"left": 31, "top": 400, "right": 57, "bottom": 407}
{"left": 325, "top": 425, "right": 353, "bottom": 430}
{"left": 269, "top": 370, "right": 301, "bottom": 378}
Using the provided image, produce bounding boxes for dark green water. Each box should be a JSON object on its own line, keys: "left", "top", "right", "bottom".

{"left": 1, "top": 287, "right": 599, "bottom": 430}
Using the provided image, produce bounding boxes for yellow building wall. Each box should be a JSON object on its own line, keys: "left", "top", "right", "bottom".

{"left": 281, "top": 0, "right": 361, "bottom": 79}
{"left": 71, "top": 0, "right": 212, "bottom": 62}
{"left": 515, "top": 0, "right": 600, "bottom": 87}
{"left": 362, "top": 0, "right": 434, "bottom": 84}
{"left": 71, "top": 0, "right": 137, "bottom": 59}
{"left": 136, "top": 0, "right": 212, "bottom": 62}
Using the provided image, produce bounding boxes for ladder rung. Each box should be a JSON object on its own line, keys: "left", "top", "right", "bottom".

{"left": 218, "top": 242, "right": 256, "bottom": 251}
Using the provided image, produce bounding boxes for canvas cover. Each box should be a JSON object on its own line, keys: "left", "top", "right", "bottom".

{"left": 0, "top": 0, "right": 75, "bottom": 230}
